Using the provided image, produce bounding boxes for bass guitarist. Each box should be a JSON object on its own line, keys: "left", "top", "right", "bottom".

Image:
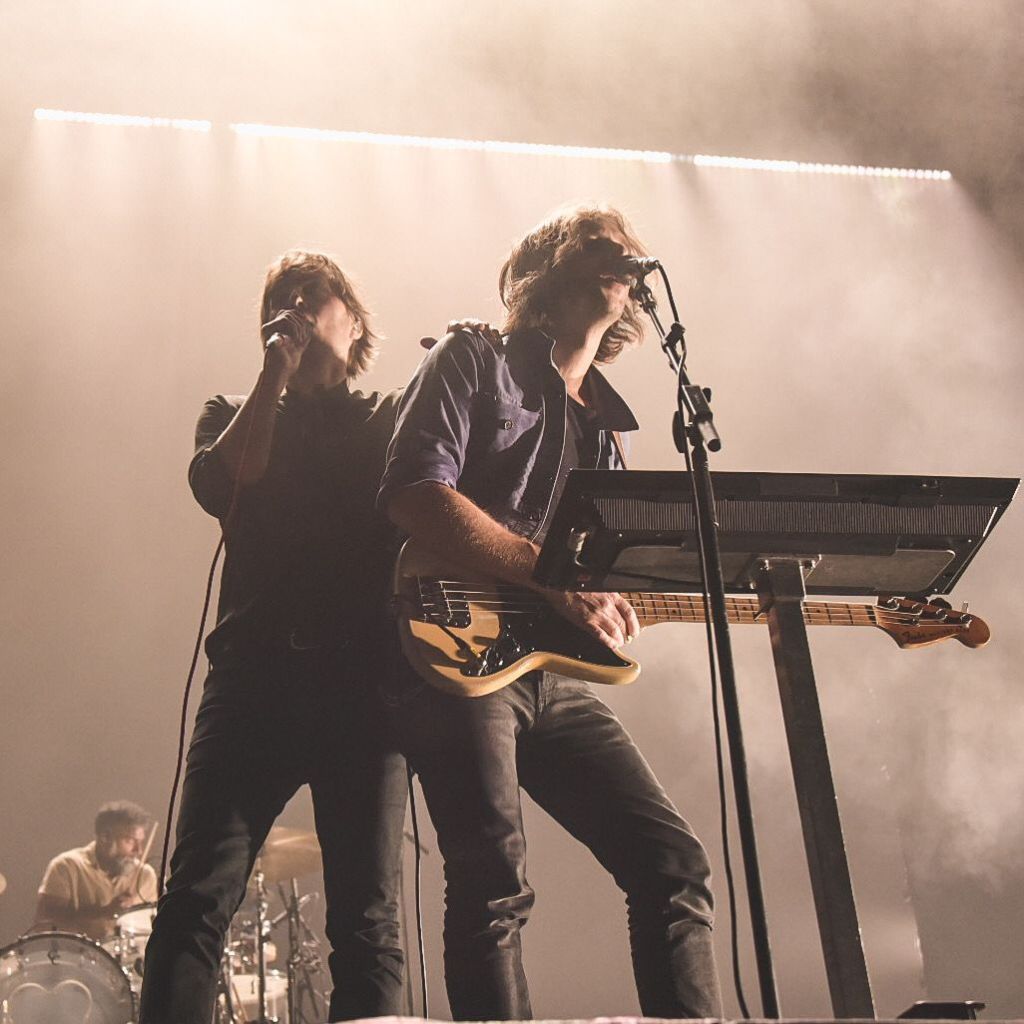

{"left": 378, "top": 204, "right": 723, "bottom": 1020}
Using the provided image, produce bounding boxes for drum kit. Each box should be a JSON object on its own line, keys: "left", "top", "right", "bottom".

{"left": 0, "top": 829, "right": 328, "bottom": 1024}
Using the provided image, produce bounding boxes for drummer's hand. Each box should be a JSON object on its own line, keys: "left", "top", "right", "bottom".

{"left": 103, "top": 893, "right": 136, "bottom": 915}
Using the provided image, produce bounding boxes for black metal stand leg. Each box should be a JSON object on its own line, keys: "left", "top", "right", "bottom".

{"left": 757, "top": 557, "right": 875, "bottom": 1019}
{"left": 691, "top": 442, "right": 781, "bottom": 1018}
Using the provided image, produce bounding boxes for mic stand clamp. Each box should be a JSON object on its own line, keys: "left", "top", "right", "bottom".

{"left": 633, "top": 280, "right": 721, "bottom": 454}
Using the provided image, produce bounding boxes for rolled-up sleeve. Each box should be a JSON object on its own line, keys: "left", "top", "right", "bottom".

{"left": 187, "top": 395, "right": 241, "bottom": 518}
{"left": 377, "top": 331, "right": 484, "bottom": 512}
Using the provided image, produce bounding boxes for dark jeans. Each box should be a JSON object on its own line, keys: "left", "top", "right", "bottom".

{"left": 139, "top": 641, "right": 407, "bottom": 1024}
{"left": 389, "top": 670, "right": 722, "bottom": 1020}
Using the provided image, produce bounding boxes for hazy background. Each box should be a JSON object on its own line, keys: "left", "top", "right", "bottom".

{"left": 1, "top": 1, "right": 1022, "bottom": 1019}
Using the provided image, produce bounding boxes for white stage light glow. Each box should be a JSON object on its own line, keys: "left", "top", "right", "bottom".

{"left": 690, "top": 153, "right": 952, "bottom": 180}
{"left": 230, "top": 123, "right": 951, "bottom": 179}
{"left": 34, "top": 108, "right": 212, "bottom": 132}
{"left": 228, "top": 123, "right": 674, "bottom": 163}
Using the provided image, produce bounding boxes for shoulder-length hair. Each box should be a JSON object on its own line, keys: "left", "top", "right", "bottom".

{"left": 260, "top": 250, "right": 380, "bottom": 378}
{"left": 498, "top": 204, "right": 648, "bottom": 364}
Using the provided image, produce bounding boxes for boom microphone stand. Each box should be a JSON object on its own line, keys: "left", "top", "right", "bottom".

{"left": 633, "top": 266, "right": 781, "bottom": 1018}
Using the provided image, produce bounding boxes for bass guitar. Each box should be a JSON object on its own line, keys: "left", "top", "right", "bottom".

{"left": 393, "top": 540, "right": 990, "bottom": 697}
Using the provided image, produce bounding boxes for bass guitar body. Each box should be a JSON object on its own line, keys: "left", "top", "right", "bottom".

{"left": 393, "top": 541, "right": 639, "bottom": 698}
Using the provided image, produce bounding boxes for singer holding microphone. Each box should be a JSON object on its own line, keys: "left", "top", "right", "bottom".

{"left": 139, "top": 251, "right": 409, "bottom": 1024}
{"left": 377, "top": 204, "right": 722, "bottom": 1020}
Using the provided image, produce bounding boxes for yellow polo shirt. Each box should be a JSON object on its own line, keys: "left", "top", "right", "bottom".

{"left": 38, "top": 841, "right": 158, "bottom": 911}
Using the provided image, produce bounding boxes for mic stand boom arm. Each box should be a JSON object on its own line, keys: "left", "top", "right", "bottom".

{"left": 634, "top": 274, "right": 780, "bottom": 1018}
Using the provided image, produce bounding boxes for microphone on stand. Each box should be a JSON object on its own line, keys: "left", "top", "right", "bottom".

{"left": 621, "top": 255, "right": 661, "bottom": 280}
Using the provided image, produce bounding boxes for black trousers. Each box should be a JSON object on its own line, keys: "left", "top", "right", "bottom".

{"left": 390, "top": 671, "right": 722, "bottom": 1020}
{"left": 139, "top": 641, "right": 407, "bottom": 1023}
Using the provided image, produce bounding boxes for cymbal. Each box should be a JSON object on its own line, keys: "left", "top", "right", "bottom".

{"left": 252, "top": 827, "right": 321, "bottom": 883}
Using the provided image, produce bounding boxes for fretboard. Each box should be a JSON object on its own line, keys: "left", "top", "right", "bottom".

{"left": 623, "top": 593, "right": 879, "bottom": 629}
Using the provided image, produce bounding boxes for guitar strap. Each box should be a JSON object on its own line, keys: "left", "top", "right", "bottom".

{"left": 610, "top": 430, "right": 628, "bottom": 469}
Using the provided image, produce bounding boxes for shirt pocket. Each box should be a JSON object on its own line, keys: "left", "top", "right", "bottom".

{"left": 474, "top": 393, "right": 542, "bottom": 453}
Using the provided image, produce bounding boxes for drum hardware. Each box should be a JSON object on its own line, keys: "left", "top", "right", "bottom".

{"left": 216, "top": 876, "right": 327, "bottom": 1024}
{"left": 105, "top": 901, "right": 157, "bottom": 992}
{"left": 253, "top": 867, "right": 272, "bottom": 1024}
{"left": 277, "top": 880, "right": 327, "bottom": 1024}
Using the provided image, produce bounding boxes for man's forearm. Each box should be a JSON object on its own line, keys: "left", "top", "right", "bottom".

{"left": 35, "top": 896, "right": 110, "bottom": 933}
{"left": 208, "top": 368, "right": 287, "bottom": 485}
{"left": 387, "top": 481, "right": 541, "bottom": 587}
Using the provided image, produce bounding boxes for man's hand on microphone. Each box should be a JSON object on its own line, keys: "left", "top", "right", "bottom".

{"left": 261, "top": 307, "right": 314, "bottom": 385}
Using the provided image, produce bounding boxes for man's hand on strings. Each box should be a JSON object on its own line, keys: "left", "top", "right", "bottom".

{"left": 543, "top": 589, "right": 640, "bottom": 650}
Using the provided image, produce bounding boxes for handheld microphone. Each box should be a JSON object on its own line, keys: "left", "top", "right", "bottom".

{"left": 263, "top": 299, "right": 310, "bottom": 349}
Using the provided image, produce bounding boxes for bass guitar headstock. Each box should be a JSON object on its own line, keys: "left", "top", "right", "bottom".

{"left": 875, "top": 596, "right": 990, "bottom": 650}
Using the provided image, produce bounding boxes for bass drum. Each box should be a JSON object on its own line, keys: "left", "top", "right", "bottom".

{"left": 0, "top": 931, "right": 135, "bottom": 1023}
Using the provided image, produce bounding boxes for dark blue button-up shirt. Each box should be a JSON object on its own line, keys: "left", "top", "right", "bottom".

{"left": 378, "top": 328, "right": 638, "bottom": 539}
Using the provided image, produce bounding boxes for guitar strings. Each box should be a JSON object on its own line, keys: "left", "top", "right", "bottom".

{"left": 417, "top": 581, "right": 965, "bottom": 628}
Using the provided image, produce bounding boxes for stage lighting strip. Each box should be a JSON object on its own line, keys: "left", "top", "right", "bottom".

{"left": 32, "top": 110, "right": 951, "bottom": 180}
{"left": 230, "top": 122, "right": 673, "bottom": 163}
{"left": 34, "top": 108, "right": 211, "bottom": 132}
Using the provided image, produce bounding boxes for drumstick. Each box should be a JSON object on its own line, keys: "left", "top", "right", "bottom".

{"left": 132, "top": 821, "right": 159, "bottom": 899}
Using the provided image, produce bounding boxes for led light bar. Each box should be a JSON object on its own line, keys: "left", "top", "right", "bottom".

{"left": 34, "top": 108, "right": 211, "bottom": 132}
{"left": 690, "top": 153, "right": 951, "bottom": 180}
{"left": 230, "top": 123, "right": 950, "bottom": 179}
{"left": 32, "top": 110, "right": 952, "bottom": 180}
{"left": 229, "top": 123, "right": 674, "bottom": 163}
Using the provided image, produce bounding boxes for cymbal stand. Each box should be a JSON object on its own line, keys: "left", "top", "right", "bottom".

{"left": 253, "top": 865, "right": 272, "bottom": 1023}
{"left": 276, "top": 880, "right": 328, "bottom": 1024}
{"left": 285, "top": 879, "right": 301, "bottom": 1024}
{"left": 216, "top": 957, "right": 239, "bottom": 1023}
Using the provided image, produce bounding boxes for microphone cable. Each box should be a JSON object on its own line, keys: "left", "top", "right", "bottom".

{"left": 156, "top": 371, "right": 269, "bottom": 895}
{"left": 406, "top": 765, "right": 430, "bottom": 1017}
{"left": 679, "top": 429, "right": 751, "bottom": 1019}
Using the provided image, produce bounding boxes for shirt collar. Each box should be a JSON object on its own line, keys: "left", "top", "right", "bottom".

{"left": 283, "top": 376, "right": 353, "bottom": 410}
{"left": 513, "top": 328, "right": 639, "bottom": 432}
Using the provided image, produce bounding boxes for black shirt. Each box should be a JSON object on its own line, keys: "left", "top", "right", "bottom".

{"left": 189, "top": 379, "right": 400, "bottom": 654}
{"left": 537, "top": 394, "right": 605, "bottom": 543}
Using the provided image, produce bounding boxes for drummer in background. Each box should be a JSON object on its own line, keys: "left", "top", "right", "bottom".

{"left": 33, "top": 800, "right": 157, "bottom": 941}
